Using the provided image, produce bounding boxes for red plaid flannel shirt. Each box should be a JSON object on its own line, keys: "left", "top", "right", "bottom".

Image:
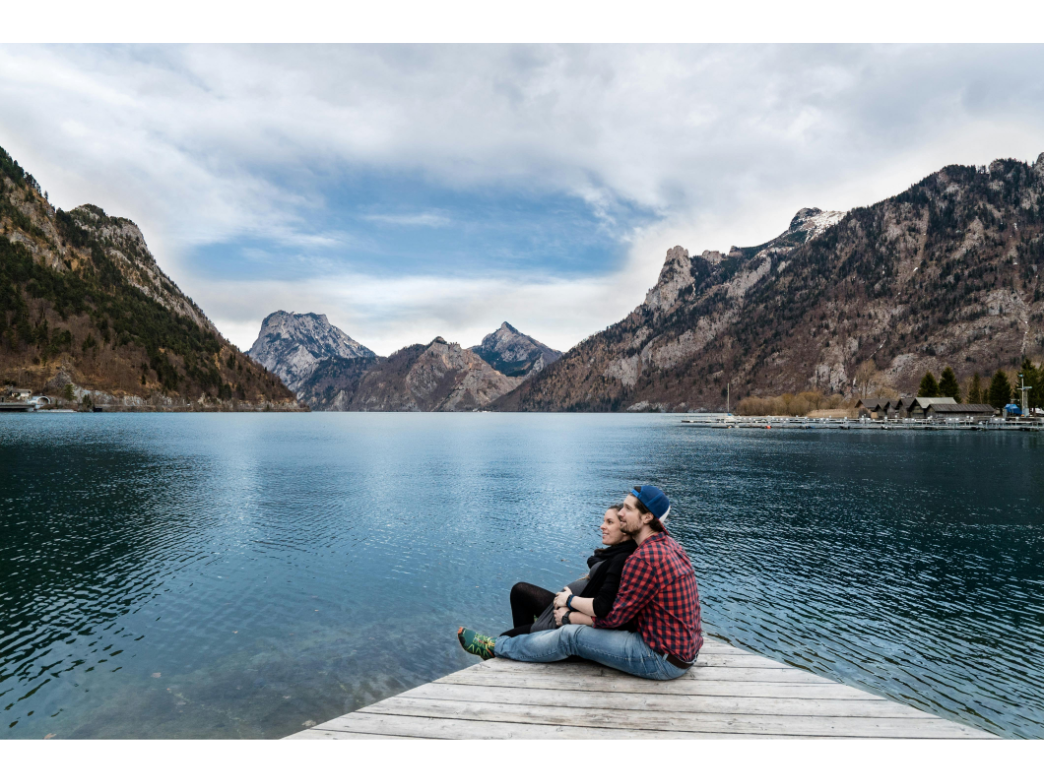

{"left": 593, "top": 532, "right": 702, "bottom": 661}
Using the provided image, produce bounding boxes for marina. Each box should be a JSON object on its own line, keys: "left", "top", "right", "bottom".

{"left": 287, "top": 636, "right": 995, "bottom": 740}
{"left": 681, "top": 415, "right": 1044, "bottom": 431}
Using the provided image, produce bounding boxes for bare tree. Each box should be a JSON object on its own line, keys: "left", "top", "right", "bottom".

{"left": 855, "top": 360, "right": 876, "bottom": 399}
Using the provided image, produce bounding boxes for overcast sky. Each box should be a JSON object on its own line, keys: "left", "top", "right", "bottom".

{"left": 2, "top": 44, "right": 1043, "bottom": 355}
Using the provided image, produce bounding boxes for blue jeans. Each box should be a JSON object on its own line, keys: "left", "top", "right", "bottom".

{"left": 493, "top": 625, "right": 691, "bottom": 680}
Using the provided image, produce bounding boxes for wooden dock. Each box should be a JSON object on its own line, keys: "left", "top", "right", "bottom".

{"left": 285, "top": 637, "right": 994, "bottom": 739}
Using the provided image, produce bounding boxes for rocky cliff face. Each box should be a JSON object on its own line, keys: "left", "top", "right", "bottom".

{"left": 247, "top": 311, "right": 375, "bottom": 392}
{"left": 298, "top": 337, "right": 518, "bottom": 411}
{"left": 0, "top": 144, "right": 300, "bottom": 410}
{"left": 493, "top": 156, "right": 1044, "bottom": 412}
{"left": 469, "top": 322, "right": 562, "bottom": 378}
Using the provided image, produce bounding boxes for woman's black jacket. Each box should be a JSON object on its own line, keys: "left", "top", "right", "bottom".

{"left": 578, "top": 539, "right": 638, "bottom": 620}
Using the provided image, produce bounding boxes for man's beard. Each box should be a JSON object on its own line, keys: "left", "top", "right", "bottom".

{"left": 620, "top": 517, "right": 642, "bottom": 535}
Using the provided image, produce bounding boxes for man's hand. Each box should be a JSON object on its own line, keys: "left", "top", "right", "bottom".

{"left": 553, "top": 587, "right": 572, "bottom": 609}
{"left": 554, "top": 607, "right": 570, "bottom": 627}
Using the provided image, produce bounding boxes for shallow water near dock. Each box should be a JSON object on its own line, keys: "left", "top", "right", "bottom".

{"left": 1, "top": 412, "right": 1042, "bottom": 739}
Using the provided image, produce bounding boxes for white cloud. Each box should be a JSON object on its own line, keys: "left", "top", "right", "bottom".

{"left": 2, "top": 44, "right": 1043, "bottom": 354}
{"left": 363, "top": 211, "right": 453, "bottom": 228}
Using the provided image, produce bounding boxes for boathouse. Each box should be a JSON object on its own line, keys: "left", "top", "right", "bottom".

{"left": 854, "top": 398, "right": 892, "bottom": 418}
{"left": 925, "top": 403, "right": 996, "bottom": 422}
{"left": 905, "top": 397, "right": 957, "bottom": 419}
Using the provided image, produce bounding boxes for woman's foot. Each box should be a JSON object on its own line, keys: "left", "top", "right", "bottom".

{"left": 457, "top": 627, "right": 495, "bottom": 660}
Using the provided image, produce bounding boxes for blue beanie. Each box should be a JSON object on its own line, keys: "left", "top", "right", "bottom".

{"left": 630, "top": 485, "right": 671, "bottom": 522}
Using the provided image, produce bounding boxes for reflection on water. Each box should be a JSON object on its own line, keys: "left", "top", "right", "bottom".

{"left": 1, "top": 413, "right": 1042, "bottom": 738}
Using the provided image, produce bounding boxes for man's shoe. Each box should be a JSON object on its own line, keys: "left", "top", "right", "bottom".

{"left": 457, "top": 627, "right": 495, "bottom": 660}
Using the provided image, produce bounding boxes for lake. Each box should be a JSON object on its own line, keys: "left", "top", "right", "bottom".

{"left": 1, "top": 413, "right": 1042, "bottom": 738}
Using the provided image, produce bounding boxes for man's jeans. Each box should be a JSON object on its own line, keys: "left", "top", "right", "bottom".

{"left": 493, "top": 625, "right": 691, "bottom": 681}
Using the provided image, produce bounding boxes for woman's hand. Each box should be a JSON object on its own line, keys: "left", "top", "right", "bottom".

{"left": 553, "top": 587, "right": 572, "bottom": 609}
{"left": 554, "top": 607, "right": 570, "bottom": 627}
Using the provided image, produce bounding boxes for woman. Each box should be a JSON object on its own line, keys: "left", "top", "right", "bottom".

{"left": 458, "top": 504, "right": 637, "bottom": 658}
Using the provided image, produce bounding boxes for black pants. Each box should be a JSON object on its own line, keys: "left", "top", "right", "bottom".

{"left": 501, "top": 582, "right": 556, "bottom": 637}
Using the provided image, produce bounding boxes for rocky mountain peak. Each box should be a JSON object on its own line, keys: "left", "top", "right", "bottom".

{"left": 470, "top": 322, "right": 562, "bottom": 378}
{"left": 1034, "top": 152, "right": 1044, "bottom": 176}
{"left": 644, "top": 246, "right": 694, "bottom": 313}
{"left": 247, "top": 311, "right": 375, "bottom": 392}
{"left": 787, "top": 207, "right": 846, "bottom": 241}
{"left": 298, "top": 335, "right": 518, "bottom": 412}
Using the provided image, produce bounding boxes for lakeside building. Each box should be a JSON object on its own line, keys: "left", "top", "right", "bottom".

{"left": 906, "top": 397, "right": 959, "bottom": 419}
{"left": 854, "top": 398, "right": 892, "bottom": 418}
{"left": 855, "top": 396, "right": 997, "bottom": 421}
{"left": 924, "top": 403, "right": 997, "bottom": 422}
{"left": 855, "top": 396, "right": 920, "bottom": 419}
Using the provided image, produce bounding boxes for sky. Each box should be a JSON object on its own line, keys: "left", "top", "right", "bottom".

{"left": 2, "top": 44, "right": 1044, "bottom": 355}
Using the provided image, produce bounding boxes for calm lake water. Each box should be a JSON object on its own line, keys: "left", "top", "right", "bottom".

{"left": 1, "top": 413, "right": 1042, "bottom": 739}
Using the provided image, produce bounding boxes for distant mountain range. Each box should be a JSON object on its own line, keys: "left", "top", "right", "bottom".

{"left": 494, "top": 155, "right": 1044, "bottom": 411}
{"left": 9, "top": 135, "right": 1041, "bottom": 416}
{"left": 248, "top": 312, "right": 563, "bottom": 411}
{"left": 0, "top": 144, "right": 299, "bottom": 410}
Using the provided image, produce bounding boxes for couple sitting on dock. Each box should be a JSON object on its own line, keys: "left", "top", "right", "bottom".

{"left": 458, "top": 485, "right": 703, "bottom": 681}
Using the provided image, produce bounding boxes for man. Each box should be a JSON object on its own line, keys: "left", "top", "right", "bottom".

{"left": 457, "top": 485, "right": 702, "bottom": 680}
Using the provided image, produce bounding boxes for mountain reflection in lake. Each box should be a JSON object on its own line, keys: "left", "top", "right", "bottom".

{"left": 1, "top": 413, "right": 1042, "bottom": 738}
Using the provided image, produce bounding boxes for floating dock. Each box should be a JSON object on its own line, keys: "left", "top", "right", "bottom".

{"left": 285, "top": 637, "right": 993, "bottom": 739}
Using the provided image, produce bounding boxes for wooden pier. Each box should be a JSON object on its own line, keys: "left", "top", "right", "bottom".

{"left": 285, "top": 637, "right": 994, "bottom": 740}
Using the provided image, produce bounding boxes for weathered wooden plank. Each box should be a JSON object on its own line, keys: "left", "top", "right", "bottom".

{"left": 480, "top": 657, "right": 834, "bottom": 684}
{"left": 360, "top": 696, "right": 991, "bottom": 738}
{"left": 314, "top": 711, "right": 821, "bottom": 740}
{"left": 405, "top": 682, "right": 931, "bottom": 719}
{"left": 435, "top": 668, "right": 882, "bottom": 700}
{"left": 695, "top": 640, "right": 757, "bottom": 655}
{"left": 285, "top": 728, "right": 431, "bottom": 740}
{"left": 281, "top": 635, "right": 997, "bottom": 740}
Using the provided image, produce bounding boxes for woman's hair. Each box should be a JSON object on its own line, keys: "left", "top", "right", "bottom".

{"left": 632, "top": 488, "right": 665, "bottom": 533}
{"left": 609, "top": 503, "right": 623, "bottom": 512}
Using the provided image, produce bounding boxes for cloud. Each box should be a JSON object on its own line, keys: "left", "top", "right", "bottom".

{"left": 2, "top": 44, "right": 1043, "bottom": 353}
{"left": 363, "top": 211, "right": 453, "bottom": 228}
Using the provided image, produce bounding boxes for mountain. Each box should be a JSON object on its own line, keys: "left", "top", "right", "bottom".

{"left": 469, "top": 322, "right": 562, "bottom": 378}
{"left": 247, "top": 310, "right": 375, "bottom": 392}
{"left": 0, "top": 145, "right": 300, "bottom": 410}
{"left": 297, "top": 337, "right": 517, "bottom": 411}
{"left": 493, "top": 155, "right": 1044, "bottom": 412}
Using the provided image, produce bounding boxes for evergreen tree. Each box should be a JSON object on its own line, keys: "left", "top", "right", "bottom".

{"left": 938, "top": 367, "right": 961, "bottom": 402}
{"left": 988, "top": 369, "right": 1013, "bottom": 410}
{"left": 917, "top": 371, "right": 940, "bottom": 397}
{"left": 966, "top": 372, "right": 984, "bottom": 405}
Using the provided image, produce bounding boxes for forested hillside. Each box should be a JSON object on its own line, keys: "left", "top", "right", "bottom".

{"left": 0, "top": 145, "right": 299, "bottom": 409}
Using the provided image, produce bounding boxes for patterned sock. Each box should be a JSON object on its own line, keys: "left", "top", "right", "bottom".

{"left": 457, "top": 627, "right": 495, "bottom": 660}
